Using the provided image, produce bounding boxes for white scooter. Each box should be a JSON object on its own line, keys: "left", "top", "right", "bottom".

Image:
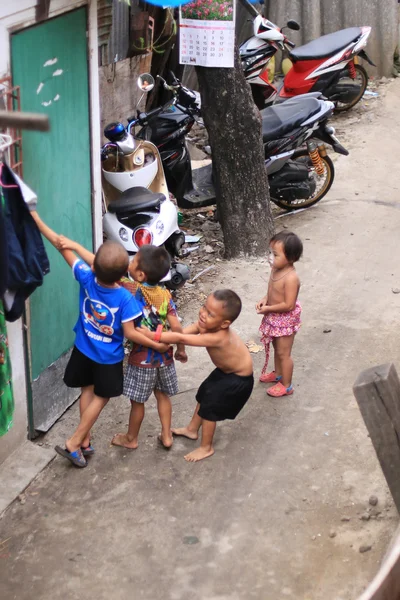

{"left": 101, "top": 74, "right": 190, "bottom": 289}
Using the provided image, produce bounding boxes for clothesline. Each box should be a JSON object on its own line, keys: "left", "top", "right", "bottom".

{"left": 0, "top": 110, "right": 49, "bottom": 132}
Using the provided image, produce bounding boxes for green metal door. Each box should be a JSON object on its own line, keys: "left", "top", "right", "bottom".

{"left": 11, "top": 8, "right": 93, "bottom": 433}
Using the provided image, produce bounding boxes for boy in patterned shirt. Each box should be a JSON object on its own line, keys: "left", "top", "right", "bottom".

{"left": 114, "top": 246, "right": 187, "bottom": 449}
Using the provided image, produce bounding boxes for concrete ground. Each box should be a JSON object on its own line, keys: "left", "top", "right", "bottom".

{"left": 1, "top": 81, "right": 400, "bottom": 600}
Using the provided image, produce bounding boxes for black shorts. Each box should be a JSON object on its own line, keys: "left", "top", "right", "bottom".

{"left": 196, "top": 368, "right": 254, "bottom": 422}
{"left": 64, "top": 346, "right": 123, "bottom": 399}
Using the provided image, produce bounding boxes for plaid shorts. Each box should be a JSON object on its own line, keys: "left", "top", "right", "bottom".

{"left": 123, "top": 363, "right": 179, "bottom": 403}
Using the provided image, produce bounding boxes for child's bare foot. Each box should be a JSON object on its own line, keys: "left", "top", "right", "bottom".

{"left": 81, "top": 435, "right": 91, "bottom": 449}
{"left": 172, "top": 427, "right": 198, "bottom": 440}
{"left": 65, "top": 438, "right": 80, "bottom": 453}
{"left": 158, "top": 432, "right": 173, "bottom": 449}
{"left": 111, "top": 433, "right": 138, "bottom": 449}
{"left": 184, "top": 447, "right": 214, "bottom": 462}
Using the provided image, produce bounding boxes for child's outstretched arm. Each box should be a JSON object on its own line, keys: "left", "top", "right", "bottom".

{"left": 57, "top": 235, "right": 95, "bottom": 266}
{"left": 167, "top": 314, "right": 187, "bottom": 363}
{"left": 138, "top": 326, "right": 223, "bottom": 349}
{"left": 122, "top": 321, "right": 170, "bottom": 353}
{"left": 183, "top": 323, "right": 200, "bottom": 334}
{"left": 31, "top": 210, "right": 76, "bottom": 268}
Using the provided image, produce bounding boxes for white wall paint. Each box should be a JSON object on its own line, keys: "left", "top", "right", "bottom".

{"left": 88, "top": 0, "right": 102, "bottom": 250}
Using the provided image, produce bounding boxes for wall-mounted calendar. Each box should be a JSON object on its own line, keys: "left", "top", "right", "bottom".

{"left": 179, "top": 0, "right": 236, "bottom": 68}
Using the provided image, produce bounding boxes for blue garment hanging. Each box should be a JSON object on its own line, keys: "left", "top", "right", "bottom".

{"left": 0, "top": 162, "right": 50, "bottom": 322}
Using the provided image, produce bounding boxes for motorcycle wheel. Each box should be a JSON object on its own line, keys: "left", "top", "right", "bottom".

{"left": 271, "top": 150, "right": 335, "bottom": 211}
{"left": 333, "top": 64, "right": 368, "bottom": 112}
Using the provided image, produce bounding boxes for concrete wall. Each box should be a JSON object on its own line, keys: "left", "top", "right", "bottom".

{"left": 265, "top": 0, "right": 398, "bottom": 76}
{"left": 99, "top": 53, "right": 152, "bottom": 137}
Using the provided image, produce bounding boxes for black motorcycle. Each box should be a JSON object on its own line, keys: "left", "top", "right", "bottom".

{"left": 130, "top": 75, "right": 215, "bottom": 209}
{"left": 128, "top": 73, "right": 348, "bottom": 211}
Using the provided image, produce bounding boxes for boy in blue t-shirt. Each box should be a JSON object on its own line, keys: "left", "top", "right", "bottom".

{"left": 31, "top": 212, "right": 169, "bottom": 468}
{"left": 55, "top": 240, "right": 187, "bottom": 451}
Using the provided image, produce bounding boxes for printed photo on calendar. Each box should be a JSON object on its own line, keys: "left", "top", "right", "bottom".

{"left": 181, "top": 0, "right": 234, "bottom": 21}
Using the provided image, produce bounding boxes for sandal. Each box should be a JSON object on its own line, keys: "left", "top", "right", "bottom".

{"left": 81, "top": 443, "right": 95, "bottom": 457}
{"left": 267, "top": 382, "right": 294, "bottom": 397}
{"left": 55, "top": 446, "right": 87, "bottom": 468}
{"left": 259, "top": 371, "right": 282, "bottom": 383}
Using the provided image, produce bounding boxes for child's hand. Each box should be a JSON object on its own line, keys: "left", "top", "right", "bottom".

{"left": 256, "top": 305, "right": 269, "bottom": 315}
{"left": 157, "top": 342, "right": 171, "bottom": 353}
{"left": 255, "top": 299, "right": 267, "bottom": 312}
{"left": 175, "top": 349, "right": 188, "bottom": 363}
{"left": 56, "top": 235, "right": 77, "bottom": 252}
{"left": 137, "top": 326, "right": 154, "bottom": 340}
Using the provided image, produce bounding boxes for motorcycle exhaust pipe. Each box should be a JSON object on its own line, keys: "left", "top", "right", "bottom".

{"left": 358, "top": 49, "right": 376, "bottom": 67}
{"left": 317, "top": 125, "right": 349, "bottom": 156}
{"left": 166, "top": 263, "right": 191, "bottom": 290}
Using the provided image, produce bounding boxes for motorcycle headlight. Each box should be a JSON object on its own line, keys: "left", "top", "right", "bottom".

{"left": 156, "top": 220, "right": 164, "bottom": 234}
{"left": 119, "top": 228, "right": 129, "bottom": 242}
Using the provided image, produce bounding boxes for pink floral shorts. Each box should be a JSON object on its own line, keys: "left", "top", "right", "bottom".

{"left": 259, "top": 302, "right": 302, "bottom": 373}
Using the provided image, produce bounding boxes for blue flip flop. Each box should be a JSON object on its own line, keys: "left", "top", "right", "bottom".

{"left": 55, "top": 446, "right": 87, "bottom": 468}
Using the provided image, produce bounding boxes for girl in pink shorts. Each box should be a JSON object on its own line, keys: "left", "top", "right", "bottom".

{"left": 256, "top": 231, "right": 303, "bottom": 397}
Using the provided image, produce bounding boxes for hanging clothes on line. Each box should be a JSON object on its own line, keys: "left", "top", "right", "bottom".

{"left": 0, "top": 161, "right": 50, "bottom": 322}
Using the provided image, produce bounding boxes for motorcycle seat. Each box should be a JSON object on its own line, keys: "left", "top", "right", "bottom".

{"left": 290, "top": 27, "right": 362, "bottom": 62}
{"left": 108, "top": 187, "right": 165, "bottom": 214}
{"left": 261, "top": 97, "right": 322, "bottom": 142}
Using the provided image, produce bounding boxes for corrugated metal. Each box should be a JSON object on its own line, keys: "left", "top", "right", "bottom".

{"left": 98, "top": 0, "right": 113, "bottom": 65}
{"left": 97, "top": 0, "right": 131, "bottom": 66}
{"left": 108, "top": 0, "right": 130, "bottom": 64}
{"left": 263, "top": 0, "right": 398, "bottom": 76}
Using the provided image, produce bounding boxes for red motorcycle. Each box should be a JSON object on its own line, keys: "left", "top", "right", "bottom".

{"left": 240, "top": 15, "right": 375, "bottom": 112}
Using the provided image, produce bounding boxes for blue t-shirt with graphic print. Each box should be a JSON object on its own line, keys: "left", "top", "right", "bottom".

{"left": 72, "top": 260, "right": 141, "bottom": 364}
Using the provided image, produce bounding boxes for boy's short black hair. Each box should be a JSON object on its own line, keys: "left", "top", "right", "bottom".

{"left": 137, "top": 245, "right": 171, "bottom": 285}
{"left": 94, "top": 241, "right": 129, "bottom": 284}
{"left": 270, "top": 231, "right": 303, "bottom": 263}
{"left": 213, "top": 289, "right": 242, "bottom": 323}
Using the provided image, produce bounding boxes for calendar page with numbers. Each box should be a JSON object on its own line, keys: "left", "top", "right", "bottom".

{"left": 179, "top": 0, "right": 236, "bottom": 68}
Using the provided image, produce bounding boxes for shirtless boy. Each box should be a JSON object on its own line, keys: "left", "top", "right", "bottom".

{"left": 139, "top": 289, "right": 254, "bottom": 462}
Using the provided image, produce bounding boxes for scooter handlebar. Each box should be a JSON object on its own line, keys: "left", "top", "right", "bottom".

{"left": 139, "top": 105, "right": 165, "bottom": 122}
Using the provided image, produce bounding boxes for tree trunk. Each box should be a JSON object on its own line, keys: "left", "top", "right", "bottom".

{"left": 196, "top": 44, "right": 273, "bottom": 259}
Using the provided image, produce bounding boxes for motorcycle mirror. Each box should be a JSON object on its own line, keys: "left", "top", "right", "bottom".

{"left": 137, "top": 73, "right": 155, "bottom": 92}
{"left": 287, "top": 20, "right": 300, "bottom": 31}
